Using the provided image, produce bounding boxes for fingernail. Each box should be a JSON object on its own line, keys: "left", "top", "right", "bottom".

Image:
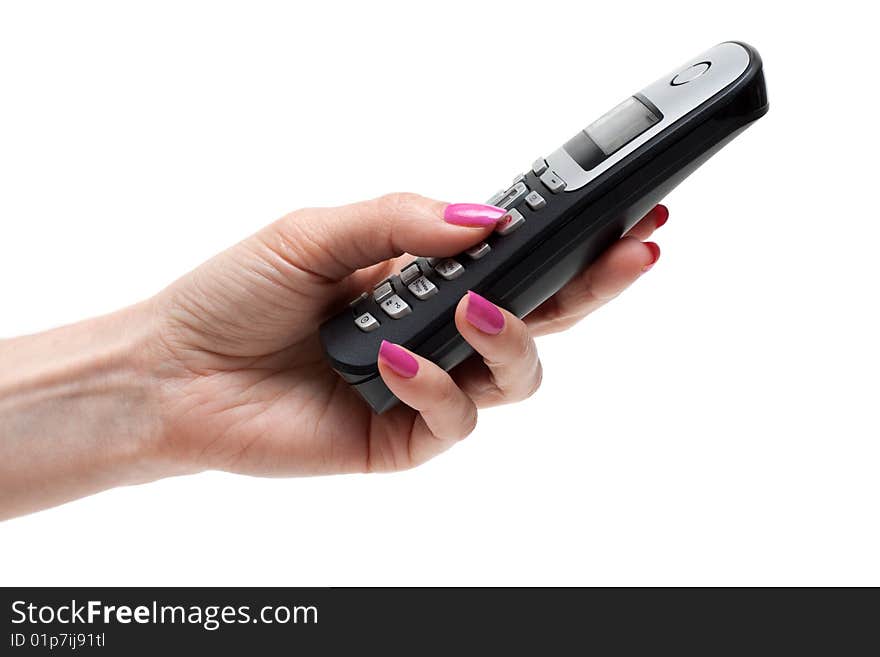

{"left": 654, "top": 204, "right": 669, "bottom": 228}
{"left": 465, "top": 291, "right": 505, "bottom": 335}
{"left": 378, "top": 340, "right": 419, "bottom": 378}
{"left": 444, "top": 203, "right": 507, "bottom": 227}
{"left": 642, "top": 242, "right": 661, "bottom": 272}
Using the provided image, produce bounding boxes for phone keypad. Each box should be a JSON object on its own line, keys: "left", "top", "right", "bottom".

{"left": 465, "top": 242, "right": 491, "bottom": 259}
{"left": 539, "top": 169, "right": 566, "bottom": 193}
{"left": 434, "top": 259, "right": 464, "bottom": 280}
{"left": 373, "top": 280, "right": 394, "bottom": 302}
{"left": 349, "top": 291, "right": 369, "bottom": 307}
{"left": 354, "top": 166, "right": 553, "bottom": 331}
{"left": 486, "top": 189, "right": 506, "bottom": 205}
{"left": 408, "top": 276, "right": 438, "bottom": 300}
{"left": 496, "top": 182, "right": 528, "bottom": 209}
{"left": 355, "top": 312, "right": 380, "bottom": 332}
{"left": 380, "top": 294, "right": 411, "bottom": 319}
{"left": 496, "top": 208, "right": 525, "bottom": 235}
{"left": 400, "top": 263, "right": 421, "bottom": 285}
{"left": 525, "top": 190, "right": 546, "bottom": 210}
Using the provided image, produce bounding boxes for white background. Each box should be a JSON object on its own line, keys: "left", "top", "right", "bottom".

{"left": 1, "top": 1, "right": 878, "bottom": 586}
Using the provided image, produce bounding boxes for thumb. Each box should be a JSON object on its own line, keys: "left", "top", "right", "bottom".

{"left": 257, "top": 192, "right": 506, "bottom": 280}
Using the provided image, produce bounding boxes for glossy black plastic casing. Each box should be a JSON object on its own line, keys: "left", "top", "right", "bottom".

{"left": 320, "top": 42, "right": 768, "bottom": 413}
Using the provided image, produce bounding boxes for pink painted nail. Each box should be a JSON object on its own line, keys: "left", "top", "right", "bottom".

{"left": 378, "top": 340, "right": 419, "bottom": 378}
{"left": 443, "top": 203, "right": 507, "bottom": 227}
{"left": 465, "top": 291, "right": 505, "bottom": 335}
{"left": 642, "top": 242, "right": 661, "bottom": 272}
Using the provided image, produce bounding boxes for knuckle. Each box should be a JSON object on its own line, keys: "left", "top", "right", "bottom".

{"left": 453, "top": 405, "right": 478, "bottom": 441}
{"left": 543, "top": 297, "right": 566, "bottom": 324}
{"left": 376, "top": 192, "right": 423, "bottom": 216}
{"left": 511, "top": 328, "right": 534, "bottom": 363}
{"left": 255, "top": 223, "right": 326, "bottom": 281}
{"left": 431, "top": 382, "right": 477, "bottom": 442}
{"left": 267, "top": 211, "right": 323, "bottom": 257}
{"left": 523, "top": 360, "right": 544, "bottom": 400}
{"left": 434, "top": 378, "right": 459, "bottom": 410}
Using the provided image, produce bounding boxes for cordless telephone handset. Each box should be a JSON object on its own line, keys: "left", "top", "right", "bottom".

{"left": 320, "top": 41, "right": 768, "bottom": 413}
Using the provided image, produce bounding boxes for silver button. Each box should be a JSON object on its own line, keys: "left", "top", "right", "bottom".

{"left": 380, "top": 294, "right": 411, "bottom": 319}
{"left": 525, "top": 190, "right": 546, "bottom": 210}
{"left": 434, "top": 259, "right": 464, "bottom": 280}
{"left": 408, "top": 276, "right": 438, "bottom": 300}
{"left": 671, "top": 61, "right": 711, "bottom": 86}
{"left": 425, "top": 257, "right": 440, "bottom": 267}
{"left": 496, "top": 182, "right": 529, "bottom": 209}
{"left": 465, "top": 242, "right": 490, "bottom": 259}
{"left": 348, "top": 291, "right": 369, "bottom": 307}
{"left": 486, "top": 189, "right": 506, "bottom": 205}
{"left": 400, "top": 263, "right": 421, "bottom": 285}
{"left": 532, "top": 158, "right": 548, "bottom": 175}
{"left": 496, "top": 208, "right": 525, "bottom": 236}
{"left": 373, "top": 280, "right": 394, "bottom": 302}
{"left": 511, "top": 173, "right": 526, "bottom": 185}
{"left": 539, "top": 170, "right": 566, "bottom": 193}
{"left": 354, "top": 312, "right": 380, "bottom": 332}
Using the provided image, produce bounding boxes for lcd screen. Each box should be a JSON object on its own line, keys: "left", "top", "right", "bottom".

{"left": 585, "top": 96, "right": 661, "bottom": 156}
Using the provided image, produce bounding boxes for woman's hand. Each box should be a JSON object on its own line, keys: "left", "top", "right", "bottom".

{"left": 0, "top": 193, "right": 665, "bottom": 519}
{"left": 148, "top": 193, "right": 667, "bottom": 476}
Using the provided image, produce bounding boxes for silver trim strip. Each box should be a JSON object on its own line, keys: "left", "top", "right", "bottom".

{"left": 546, "top": 42, "right": 751, "bottom": 192}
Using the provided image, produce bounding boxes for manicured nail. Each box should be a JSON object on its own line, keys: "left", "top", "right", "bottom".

{"left": 378, "top": 340, "right": 419, "bottom": 378}
{"left": 444, "top": 203, "right": 507, "bottom": 227}
{"left": 642, "top": 242, "right": 661, "bottom": 272}
{"left": 654, "top": 204, "right": 669, "bottom": 228}
{"left": 465, "top": 291, "right": 505, "bottom": 335}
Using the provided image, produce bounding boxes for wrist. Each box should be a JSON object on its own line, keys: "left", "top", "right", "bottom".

{"left": 0, "top": 301, "right": 181, "bottom": 518}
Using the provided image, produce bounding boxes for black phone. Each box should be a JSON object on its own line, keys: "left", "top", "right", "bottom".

{"left": 320, "top": 41, "right": 768, "bottom": 413}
